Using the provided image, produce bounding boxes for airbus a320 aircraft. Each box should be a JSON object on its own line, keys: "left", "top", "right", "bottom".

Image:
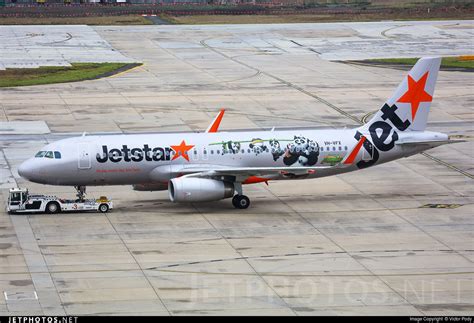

{"left": 18, "top": 57, "right": 459, "bottom": 209}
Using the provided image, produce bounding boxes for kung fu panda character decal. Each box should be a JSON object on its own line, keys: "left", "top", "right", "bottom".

{"left": 221, "top": 141, "right": 241, "bottom": 154}
{"left": 279, "top": 135, "right": 320, "bottom": 166}
{"left": 249, "top": 139, "right": 267, "bottom": 155}
{"left": 209, "top": 135, "right": 320, "bottom": 167}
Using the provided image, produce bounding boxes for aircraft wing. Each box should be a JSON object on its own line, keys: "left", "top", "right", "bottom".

{"left": 175, "top": 164, "right": 346, "bottom": 182}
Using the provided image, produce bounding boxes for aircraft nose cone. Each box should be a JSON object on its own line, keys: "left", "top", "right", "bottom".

{"left": 18, "top": 159, "right": 36, "bottom": 180}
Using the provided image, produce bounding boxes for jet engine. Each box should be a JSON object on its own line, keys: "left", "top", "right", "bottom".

{"left": 168, "top": 177, "right": 234, "bottom": 202}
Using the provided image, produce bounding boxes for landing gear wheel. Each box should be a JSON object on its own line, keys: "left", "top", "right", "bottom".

{"left": 46, "top": 202, "right": 60, "bottom": 214}
{"left": 232, "top": 195, "right": 250, "bottom": 209}
{"left": 98, "top": 204, "right": 109, "bottom": 213}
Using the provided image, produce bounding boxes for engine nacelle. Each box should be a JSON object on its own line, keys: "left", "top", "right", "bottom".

{"left": 169, "top": 178, "right": 234, "bottom": 202}
{"left": 132, "top": 183, "right": 168, "bottom": 191}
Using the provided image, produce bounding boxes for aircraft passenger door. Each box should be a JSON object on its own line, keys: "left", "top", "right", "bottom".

{"left": 78, "top": 143, "right": 91, "bottom": 169}
{"left": 362, "top": 141, "right": 373, "bottom": 161}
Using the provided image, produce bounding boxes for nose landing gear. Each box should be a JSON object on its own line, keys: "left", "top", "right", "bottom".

{"left": 75, "top": 186, "right": 86, "bottom": 202}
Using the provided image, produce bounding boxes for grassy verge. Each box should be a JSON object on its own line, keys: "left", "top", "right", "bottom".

{"left": 368, "top": 57, "right": 474, "bottom": 70}
{"left": 164, "top": 12, "right": 474, "bottom": 25}
{"left": 0, "top": 63, "right": 141, "bottom": 88}
{"left": 0, "top": 16, "right": 153, "bottom": 25}
{"left": 167, "top": 14, "right": 336, "bottom": 24}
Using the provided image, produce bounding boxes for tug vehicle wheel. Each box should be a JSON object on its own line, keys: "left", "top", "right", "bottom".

{"left": 46, "top": 202, "right": 60, "bottom": 214}
{"left": 98, "top": 203, "right": 109, "bottom": 213}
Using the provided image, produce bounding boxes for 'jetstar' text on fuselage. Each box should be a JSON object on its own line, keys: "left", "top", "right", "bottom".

{"left": 96, "top": 145, "right": 173, "bottom": 163}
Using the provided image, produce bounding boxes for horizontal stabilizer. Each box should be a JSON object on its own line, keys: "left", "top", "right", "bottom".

{"left": 396, "top": 139, "right": 465, "bottom": 147}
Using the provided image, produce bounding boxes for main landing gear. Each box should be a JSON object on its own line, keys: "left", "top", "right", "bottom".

{"left": 232, "top": 195, "right": 250, "bottom": 209}
{"left": 75, "top": 185, "right": 86, "bottom": 202}
{"left": 232, "top": 182, "right": 250, "bottom": 209}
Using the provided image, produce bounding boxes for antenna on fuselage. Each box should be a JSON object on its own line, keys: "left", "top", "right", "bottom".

{"left": 82, "top": 132, "right": 87, "bottom": 137}
{"left": 270, "top": 127, "right": 275, "bottom": 132}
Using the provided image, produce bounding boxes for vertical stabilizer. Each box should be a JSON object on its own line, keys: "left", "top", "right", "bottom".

{"left": 361, "top": 57, "right": 441, "bottom": 132}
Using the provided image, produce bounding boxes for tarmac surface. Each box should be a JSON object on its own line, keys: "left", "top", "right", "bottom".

{"left": 0, "top": 20, "right": 473, "bottom": 315}
{"left": 0, "top": 25, "right": 137, "bottom": 70}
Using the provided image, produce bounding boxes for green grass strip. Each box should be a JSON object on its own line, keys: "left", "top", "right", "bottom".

{"left": 0, "top": 62, "right": 141, "bottom": 87}
{"left": 370, "top": 57, "right": 474, "bottom": 69}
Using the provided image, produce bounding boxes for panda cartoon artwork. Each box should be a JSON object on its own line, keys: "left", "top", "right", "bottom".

{"left": 269, "top": 139, "right": 285, "bottom": 161}
{"left": 221, "top": 141, "right": 241, "bottom": 154}
{"left": 283, "top": 135, "right": 320, "bottom": 166}
{"left": 249, "top": 139, "right": 268, "bottom": 155}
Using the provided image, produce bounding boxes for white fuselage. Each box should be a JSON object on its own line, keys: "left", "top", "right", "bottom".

{"left": 18, "top": 128, "right": 442, "bottom": 188}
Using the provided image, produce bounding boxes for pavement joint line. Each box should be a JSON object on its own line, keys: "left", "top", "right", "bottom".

{"left": 398, "top": 151, "right": 474, "bottom": 197}
{"left": 102, "top": 211, "right": 172, "bottom": 316}
{"left": 390, "top": 209, "right": 474, "bottom": 265}
{"left": 27, "top": 213, "right": 65, "bottom": 315}
{"left": 1, "top": 269, "right": 473, "bottom": 278}
{"left": 367, "top": 156, "right": 473, "bottom": 263}
{"left": 37, "top": 32, "right": 72, "bottom": 46}
{"left": 421, "top": 152, "right": 474, "bottom": 179}
{"left": 1, "top": 104, "right": 8, "bottom": 122}
{"left": 152, "top": 268, "right": 474, "bottom": 278}
{"left": 1, "top": 148, "right": 18, "bottom": 188}
{"left": 381, "top": 24, "right": 410, "bottom": 40}
{"left": 201, "top": 38, "right": 362, "bottom": 125}
{"left": 155, "top": 39, "right": 230, "bottom": 90}
{"left": 290, "top": 40, "right": 303, "bottom": 47}
{"left": 302, "top": 176, "right": 420, "bottom": 312}
{"left": 4, "top": 213, "right": 65, "bottom": 314}
{"left": 1, "top": 247, "right": 472, "bottom": 276}
{"left": 58, "top": 93, "right": 74, "bottom": 123}
{"left": 192, "top": 203, "right": 298, "bottom": 316}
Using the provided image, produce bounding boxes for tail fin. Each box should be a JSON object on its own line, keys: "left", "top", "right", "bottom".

{"left": 361, "top": 57, "right": 441, "bottom": 132}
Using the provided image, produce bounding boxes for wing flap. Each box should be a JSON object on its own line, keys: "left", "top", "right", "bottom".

{"left": 177, "top": 164, "right": 343, "bottom": 181}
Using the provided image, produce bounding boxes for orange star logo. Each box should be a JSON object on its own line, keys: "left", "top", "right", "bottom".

{"left": 170, "top": 140, "right": 194, "bottom": 162}
{"left": 397, "top": 72, "right": 432, "bottom": 121}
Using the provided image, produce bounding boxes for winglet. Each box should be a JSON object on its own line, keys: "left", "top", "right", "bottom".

{"left": 206, "top": 109, "right": 225, "bottom": 133}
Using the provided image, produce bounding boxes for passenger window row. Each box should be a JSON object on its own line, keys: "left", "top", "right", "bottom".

{"left": 191, "top": 146, "right": 348, "bottom": 155}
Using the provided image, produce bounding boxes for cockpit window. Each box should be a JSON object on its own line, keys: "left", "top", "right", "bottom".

{"left": 54, "top": 151, "right": 61, "bottom": 159}
{"left": 45, "top": 151, "right": 54, "bottom": 159}
{"left": 35, "top": 151, "right": 46, "bottom": 158}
